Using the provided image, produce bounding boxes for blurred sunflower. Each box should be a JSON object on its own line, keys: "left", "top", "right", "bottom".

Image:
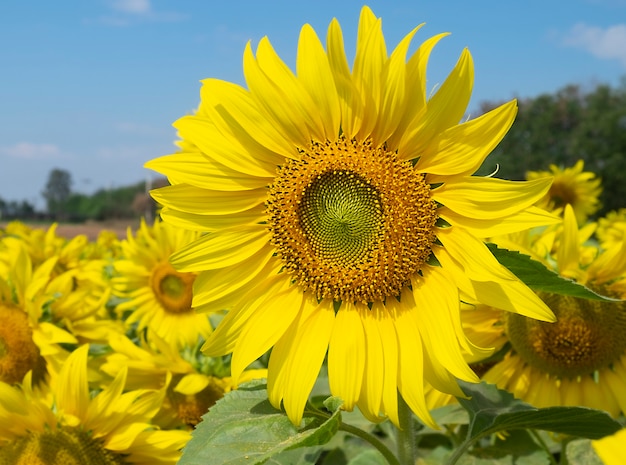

{"left": 112, "top": 219, "right": 212, "bottom": 349}
{"left": 0, "top": 344, "right": 190, "bottom": 465}
{"left": 596, "top": 208, "right": 626, "bottom": 249}
{"left": 463, "top": 205, "right": 626, "bottom": 416}
{"left": 145, "top": 6, "right": 558, "bottom": 426}
{"left": 527, "top": 159, "right": 602, "bottom": 224}
{"left": 0, "top": 237, "right": 76, "bottom": 384}
{"left": 101, "top": 333, "right": 266, "bottom": 429}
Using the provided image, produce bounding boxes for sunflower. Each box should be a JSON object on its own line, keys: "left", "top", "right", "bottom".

{"left": 526, "top": 159, "right": 602, "bottom": 224}
{"left": 0, "top": 344, "right": 190, "bottom": 465}
{"left": 0, "top": 237, "right": 77, "bottom": 384}
{"left": 596, "top": 208, "right": 626, "bottom": 249}
{"left": 100, "top": 333, "right": 266, "bottom": 429}
{"left": 461, "top": 205, "right": 626, "bottom": 417}
{"left": 112, "top": 219, "right": 212, "bottom": 349}
{"left": 145, "top": 6, "right": 558, "bottom": 426}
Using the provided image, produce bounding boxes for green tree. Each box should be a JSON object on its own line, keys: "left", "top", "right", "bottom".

{"left": 42, "top": 168, "right": 73, "bottom": 220}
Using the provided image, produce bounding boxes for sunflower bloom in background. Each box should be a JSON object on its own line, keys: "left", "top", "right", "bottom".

{"left": 145, "top": 6, "right": 559, "bottom": 426}
{"left": 527, "top": 159, "right": 602, "bottom": 225}
{"left": 0, "top": 344, "right": 190, "bottom": 465}
{"left": 100, "top": 333, "right": 267, "bottom": 429}
{"left": 456, "top": 205, "right": 626, "bottom": 416}
{"left": 112, "top": 219, "right": 212, "bottom": 349}
{"left": 596, "top": 208, "right": 626, "bottom": 249}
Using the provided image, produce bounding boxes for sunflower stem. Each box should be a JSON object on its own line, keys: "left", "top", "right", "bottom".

{"left": 396, "top": 393, "right": 418, "bottom": 465}
{"left": 338, "top": 422, "right": 401, "bottom": 465}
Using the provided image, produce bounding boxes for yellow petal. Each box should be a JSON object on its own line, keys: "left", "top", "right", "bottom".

{"left": 159, "top": 205, "right": 266, "bottom": 232}
{"left": 231, "top": 285, "right": 304, "bottom": 382}
{"left": 417, "top": 100, "right": 517, "bottom": 179}
{"left": 432, "top": 176, "right": 553, "bottom": 220}
{"left": 411, "top": 267, "right": 479, "bottom": 382}
{"left": 372, "top": 25, "right": 422, "bottom": 144}
{"left": 56, "top": 344, "right": 89, "bottom": 422}
{"left": 557, "top": 204, "right": 580, "bottom": 276}
{"left": 326, "top": 18, "right": 364, "bottom": 139}
{"left": 144, "top": 151, "right": 270, "bottom": 191}
{"left": 201, "top": 274, "right": 290, "bottom": 356}
{"left": 297, "top": 24, "right": 341, "bottom": 140}
{"left": 282, "top": 299, "right": 335, "bottom": 425}
{"left": 243, "top": 41, "right": 311, "bottom": 147}
{"left": 399, "top": 48, "right": 473, "bottom": 159}
{"left": 174, "top": 115, "right": 277, "bottom": 178}
{"left": 439, "top": 205, "right": 561, "bottom": 238}
{"left": 169, "top": 225, "right": 270, "bottom": 272}
{"left": 198, "top": 78, "right": 298, "bottom": 160}
{"left": 151, "top": 184, "right": 266, "bottom": 216}
{"left": 328, "top": 301, "right": 365, "bottom": 411}
{"left": 358, "top": 302, "right": 384, "bottom": 422}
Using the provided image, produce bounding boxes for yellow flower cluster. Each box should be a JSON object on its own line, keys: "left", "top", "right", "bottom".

{"left": 0, "top": 219, "right": 265, "bottom": 464}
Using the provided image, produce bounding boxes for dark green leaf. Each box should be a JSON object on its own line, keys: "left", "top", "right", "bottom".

{"left": 179, "top": 381, "right": 342, "bottom": 465}
{"left": 457, "top": 381, "right": 622, "bottom": 441}
{"left": 487, "top": 244, "right": 617, "bottom": 301}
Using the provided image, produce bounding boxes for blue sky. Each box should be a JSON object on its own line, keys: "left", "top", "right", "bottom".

{"left": 2, "top": 0, "right": 626, "bottom": 209}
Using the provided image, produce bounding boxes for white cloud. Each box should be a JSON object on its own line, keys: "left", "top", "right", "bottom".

{"left": 109, "top": 0, "right": 151, "bottom": 14}
{"left": 0, "top": 142, "right": 62, "bottom": 160}
{"left": 562, "top": 23, "right": 626, "bottom": 68}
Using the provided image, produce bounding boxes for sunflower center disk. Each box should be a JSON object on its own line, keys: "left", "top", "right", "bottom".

{"left": 299, "top": 171, "right": 383, "bottom": 264}
{"left": 150, "top": 262, "right": 195, "bottom": 314}
{"left": 506, "top": 292, "right": 626, "bottom": 378}
{"left": 267, "top": 136, "right": 438, "bottom": 303}
{"left": 0, "top": 303, "right": 41, "bottom": 384}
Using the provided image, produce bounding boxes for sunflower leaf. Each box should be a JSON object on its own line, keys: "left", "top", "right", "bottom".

{"left": 487, "top": 243, "right": 617, "bottom": 301}
{"left": 178, "top": 380, "right": 342, "bottom": 465}
{"left": 456, "top": 381, "right": 622, "bottom": 441}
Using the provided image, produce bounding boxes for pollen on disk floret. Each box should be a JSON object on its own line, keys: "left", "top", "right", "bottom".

{"left": 267, "top": 135, "right": 438, "bottom": 303}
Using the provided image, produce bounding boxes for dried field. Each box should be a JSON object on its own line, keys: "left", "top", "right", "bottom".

{"left": 1, "top": 219, "right": 141, "bottom": 241}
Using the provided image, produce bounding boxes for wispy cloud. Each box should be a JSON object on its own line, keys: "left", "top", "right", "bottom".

{"left": 0, "top": 142, "right": 63, "bottom": 160}
{"left": 89, "top": 0, "right": 187, "bottom": 26}
{"left": 562, "top": 23, "right": 626, "bottom": 68}
{"left": 110, "top": 0, "right": 151, "bottom": 14}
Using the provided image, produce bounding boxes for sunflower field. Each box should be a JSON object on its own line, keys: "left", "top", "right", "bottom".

{"left": 2, "top": 6, "right": 626, "bottom": 465}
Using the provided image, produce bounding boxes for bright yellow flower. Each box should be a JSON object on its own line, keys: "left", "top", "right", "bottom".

{"left": 0, "top": 344, "right": 190, "bottom": 465}
{"left": 461, "top": 205, "right": 626, "bottom": 417}
{"left": 527, "top": 159, "right": 602, "bottom": 224}
{"left": 112, "top": 219, "right": 212, "bottom": 349}
{"left": 145, "top": 6, "right": 557, "bottom": 426}
{"left": 597, "top": 208, "right": 626, "bottom": 249}
{"left": 0, "top": 237, "right": 76, "bottom": 384}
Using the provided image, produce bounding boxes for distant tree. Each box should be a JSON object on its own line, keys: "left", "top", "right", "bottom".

{"left": 42, "top": 168, "right": 73, "bottom": 220}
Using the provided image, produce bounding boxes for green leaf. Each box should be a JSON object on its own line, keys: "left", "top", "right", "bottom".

{"left": 565, "top": 439, "right": 604, "bottom": 465}
{"left": 457, "top": 381, "right": 622, "bottom": 440}
{"left": 179, "top": 381, "right": 342, "bottom": 465}
{"left": 487, "top": 243, "right": 617, "bottom": 301}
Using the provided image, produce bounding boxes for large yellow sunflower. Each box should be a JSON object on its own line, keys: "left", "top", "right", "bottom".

{"left": 460, "top": 205, "right": 626, "bottom": 416}
{"left": 112, "top": 219, "right": 212, "bottom": 349}
{"left": 145, "top": 6, "right": 558, "bottom": 426}
{"left": 0, "top": 344, "right": 190, "bottom": 465}
{"left": 526, "top": 159, "right": 602, "bottom": 224}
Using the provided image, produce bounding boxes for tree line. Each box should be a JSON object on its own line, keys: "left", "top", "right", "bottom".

{"left": 0, "top": 168, "right": 166, "bottom": 222}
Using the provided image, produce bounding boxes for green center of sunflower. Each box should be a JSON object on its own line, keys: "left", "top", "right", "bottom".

{"left": 267, "top": 136, "right": 438, "bottom": 303}
{"left": 0, "top": 429, "right": 125, "bottom": 465}
{"left": 150, "top": 262, "right": 195, "bottom": 314}
{"left": 506, "top": 292, "right": 626, "bottom": 378}
{"left": 0, "top": 303, "right": 42, "bottom": 384}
